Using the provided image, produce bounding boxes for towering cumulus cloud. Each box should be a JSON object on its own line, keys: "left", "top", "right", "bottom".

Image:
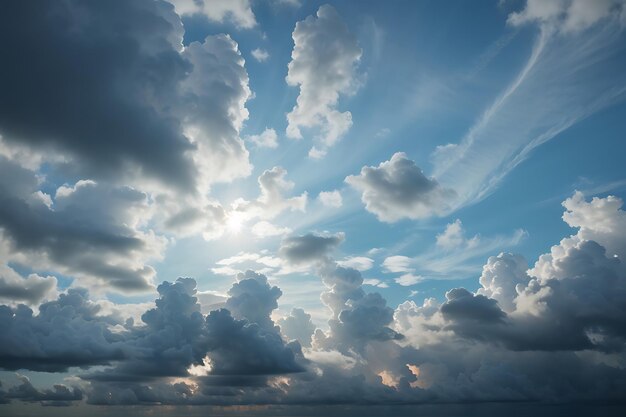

{"left": 286, "top": 5, "right": 362, "bottom": 158}
{"left": 1, "top": 192, "right": 626, "bottom": 408}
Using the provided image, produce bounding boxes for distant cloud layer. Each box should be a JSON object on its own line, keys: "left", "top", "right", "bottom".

{"left": 2, "top": 192, "right": 626, "bottom": 407}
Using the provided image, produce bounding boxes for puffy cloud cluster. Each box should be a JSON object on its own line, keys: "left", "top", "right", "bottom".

{"left": 0, "top": 156, "right": 165, "bottom": 292}
{"left": 286, "top": 5, "right": 362, "bottom": 158}
{"left": 0, "top": 0, "right": 264, "bottom": 295}
{"left": 247, "top": 128, "right": 278, "bottom": 148}
{"left": 0, "top": 262, "right": 57, "bottom": 306}
{"left": 0, "top": 289, "right": 126, "bottom": 372}
{"left": 2, "top": 192, "right": 626, "bottom": 407}
{"left": 277, "top": 233, "right": 402, "bottom": 355}
{"left": 394, "top": 192, "right": 626, "bottom": 397}
{"left": 346, "top": 153, "right": 457, "bottom": 222}
{"left": 0, "top": 0, "right": 254, "bottom": 193}
{"left": 477, "top": 253, "right": 529, "bottom": 313}
{"left": 278, "top": 308, "right": 316, "bottom": 347}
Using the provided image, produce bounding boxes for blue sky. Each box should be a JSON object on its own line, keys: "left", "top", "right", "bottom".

{"left": 157, "top": 0, "right": 626, "bottom": 316}
{"left": 1, "top": 0, "right": 626, "bottom": 414}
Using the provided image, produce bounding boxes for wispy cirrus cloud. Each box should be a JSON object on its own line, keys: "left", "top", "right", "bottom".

{"left": 432, "top": 2, "right": 626, "bottom": 210}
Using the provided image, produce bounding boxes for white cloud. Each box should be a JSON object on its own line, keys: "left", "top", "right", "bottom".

{"left": 436, "top": 219, "right": 480, "bottom": 250}
{"left": 232, "top": 166, "right": 307, "bottom": 221}
{"left": 247, "top": 128, "right": 278, "bottom": 148}
{"left": 431, "top": 1, "right": 626, "bottom": 211}
{"left": 508, "top": 0, "right": 624, "bottom": 33}
{"left": 395, "top": 273, "right": 423, "bottom": 287}
{"left": 170, "top": 0, "right": 257, "bottom": 29}
{"left": 181, "top": 34, "right": 253, "bottom": 190}
{"left": 251, "top": 48, "right": 270, "bottom": 62}
{"left": 382, "top": 256, "right": 414, "bottom": 273}
{"left": 318, "top": 190, "right": 343, "bottom": 208}
{"left": 286, "top": 5, "right": 362, "bottom": 157}
{"left": 363, "top": 278, "right": 389, "bottom": 288}
{"left": 252, "top": 221, "right": 292, "bottom": 238}
{"left": 337, "top": 256, "right": 374, "bottom": 271}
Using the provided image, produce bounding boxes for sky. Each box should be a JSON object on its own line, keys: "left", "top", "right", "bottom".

{"left": 1, "top": 0, "right": 626, "bottom": 415}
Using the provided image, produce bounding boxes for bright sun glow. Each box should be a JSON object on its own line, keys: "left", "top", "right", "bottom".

{"left": 226, "top": 211, "right": 246, "bottom": 234}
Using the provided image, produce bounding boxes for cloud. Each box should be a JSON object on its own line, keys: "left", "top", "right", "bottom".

{"left": 286, "top": 5, "right": 362, "bottom": 157}
{"left": 346, "top": 152, "right": 457, "bottom": 222}
{"left": 431, "top": 0, "right": 626, "bottom": 210}
{"left": 247, "top": 128, "right": 278, "bottom": 148}
{"left": 428, "top": 193, "right": 626, "bottom": 352}
{"left": 436, "top": 219, "right": 479, "bottom": 250}
{"left": 394, "top": 274, "right": 423, "bottom": 287}
{"left": 2, "top": 193, "right": 626, "bottom": 406}
{"left": 508, "top": 0, "right": 626, "bottom": 33}
{"left": 382, "top": 221, "right": 526, "bottom": 282}
{"left": 3, "top": 375, "right": 83, "bottom": 407}
{"left": 279, "top": 233, "right": 345, "bottom": 265}
{"left": 314, "top": 261, "right": 403, "bottom": 354}
{"left": 0, "top": 289, "right": 126, "bottom": 372}
{"left": 318, "top": 190, "right": 343, "bottom": 208}
{"left": 233, "top": 166, "right": 308, "bottom": 221}
{"left": 0, "top": 157, "right": 166, "bottom": 292}
{"left": 0, "top": 1, "right": 253, "bottom": 194}
{"left": 168, "top": 166, "right": 305, "bottom": 242}
{"left": 170, "top": 0, "right": 257, "bottom": 29}
{"left": 203, "top": 310, "right": 304, "bottom": 377}
{"left": 252, "top": 221, "right": 292, "bottom": 238}
{"left": 477, "top": 253, "right": 529, "bottom": 313}
{"left": 441, "top": 288, "right": 506, "bottom": 325}
{"left": 278, "top": 308, "right": 316, "bottom": 347}
{"left": 337, "top": 256, "right": 374, "bottom": 271}
{"left": 86, "top": 273, "right": 304, "bottom": 383}
{"left": 251, "top": 48, "right": 270, "bottom": 62}
{"left": 225, "top": 271, "right": 282, "bottom": 330}
{"left": 0, "top": 244, "right": 57, "bottom": 305}
{"left": 382, "top": 256, "right": 414, "bottom": 273}
{"left": 179, "top": 33, "right": 253, "bottom": 190}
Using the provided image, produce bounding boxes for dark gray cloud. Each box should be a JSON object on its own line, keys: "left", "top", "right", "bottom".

{"left": 0, "top": 289, "right": 125, "bottom": 372}
{"left": 86, "top": 278, "right": 208, "bottom": 381}
{"left": 2, "top": 375, "right": 83, "bottom": 407}
{"left": 86, "top": 273, "right": 304, "bottom": 384}
{"left": 0, "top": 0, "right": 251, "bottom": 192}
{"left": 441, "top": 288, "right": 506, "bottom": 324}
{"left": 0, "top": 0, "right": 194, "bottom": 189}
{"left": 279, "top": 233, "right": 344, "bottom": 265}
{"left": 205, "top": 308, "right": 305, "bottom": 376}
{"left": 0, "top": 272, "right": 57, "bottom": 305}
{"left": 346, "top": 152, "right": 457, "bottom": 222}
{"left": 0, "top": 156, "right": 163, "bottom": 291}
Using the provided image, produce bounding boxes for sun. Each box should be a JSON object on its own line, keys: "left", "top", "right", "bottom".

{"left": 226, "top": 211, "right": 246, "bottom": 234}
